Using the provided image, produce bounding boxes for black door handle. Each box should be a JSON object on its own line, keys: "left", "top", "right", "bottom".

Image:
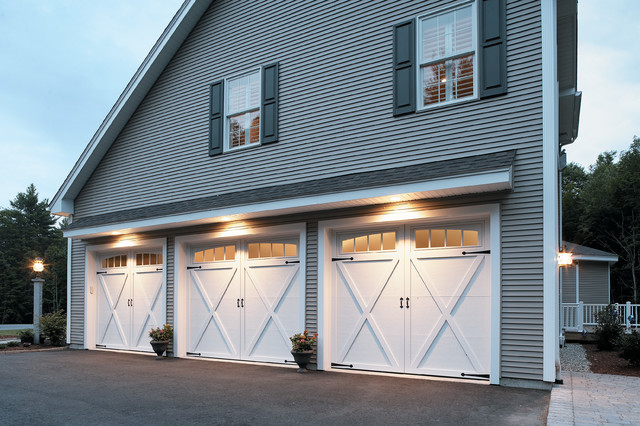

{"left": 241, "top": 298, "right": 244, "bottom": 308}
{"left": 400, "top": 297, "right": 404, "bottom": 309}
{"left": 406, "top": 297, "right": 410, "bottom": 309}
{"left": 237, "top": 298, "right": 240, "bottom": 308}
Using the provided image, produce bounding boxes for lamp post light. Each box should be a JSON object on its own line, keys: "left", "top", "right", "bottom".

{"left": 32, "top": 257, "right": 45, "bottom": 344}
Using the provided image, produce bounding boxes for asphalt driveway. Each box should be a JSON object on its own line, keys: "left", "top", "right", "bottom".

{"left": 1, "top": 350, "right": 549, "bottom": 425}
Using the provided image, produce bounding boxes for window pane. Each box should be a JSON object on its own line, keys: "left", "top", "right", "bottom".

{"left": 383, "top": 232, "right": 396, "bottom": 250}
{"left": 102, "top": 259, "right": 107, "bottom": 268}
{"left": 229, "top": 114, "right": 244, "bottom": 148}
{"left": 431, "top": 229, "right": 445, "bottom": 247}
{"left": 194, "top": 251, "right": 204, "bottom": 263}
{"left": 226, "top": 245, "right": 235, "bottom": 261}
{"left": 122, "top": 255, "right": 127, "bottom": 267}
{"left": 452, "top": 54, "right": 474, "bottom": 100}
{"left": 143, "top": 253, "right": 150, "bottom": 265}
{"left": 415, "top": 229, "right": 428, "bottom": 249}
{"left": 423, "top": 62, "right": 447, "bottom": 106}
{"left": 453, "top": 7, "right": 473, "bottom": 54}
{"left": 272, "top": 243, "right": 284, "bottom": 257}
{"left": 158, "top": 253, "right": 163, "bottom": 265}
{"left": 150, "top": 253, "right": 157, "bottom": 265}
{"left": 249, "top": 72, "right": 260, "bottom": 107}
{"left": 463, "top": 230, "right": 479, "bottom": 246}
{"left": 115, "top": 256, "right": 121, "bottom": 267}
{"left": 260, "top": 243, "right": 271, "bottom": 258}
{"left": 342, "top": 238, "right": 354, "bottom": 253}
{"left": 249, "top": 111, "right": 260, "bottom": 145}
{"left": 369, "top": 233, "right": 382, "bottom": 251}
{"left": 215, "top": 246, "right": 225, "bottom": 261}
{"left": 355, "top": 236, "right": 368, "bottom": 252}
{"left": 447, "top": 229, "right": 462, "bottom": 246}
{"left": 109, "top": 257, "right": 114, "bottom": 268}
{"left": 248, "top": 243, "right": 259, "bottom": 259}
{"left": 285, "top": 244, "right": 297, "bottom": 257}
{"left": 228, "top": 76, "right": 247, "bottom": 113}
{"left": 203, "top": 249, "right": 213, "bottom": 262}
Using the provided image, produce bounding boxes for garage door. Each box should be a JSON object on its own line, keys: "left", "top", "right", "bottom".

{"left": 332, "top": 222, "right": 490, "bottom": 379}
{"left": 187, "top": 237, "right": 303, "bottom": 363}
{"left": 96, "top": 251, "right": 165, "bottom": 352}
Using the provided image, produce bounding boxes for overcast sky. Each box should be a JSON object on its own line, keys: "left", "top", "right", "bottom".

{"left": 0, "top": 1, "right": 638, "bottom": 209}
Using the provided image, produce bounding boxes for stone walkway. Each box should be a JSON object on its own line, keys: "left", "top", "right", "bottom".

{"left": 547, "top": 371, "right": 640, "bottom": 425}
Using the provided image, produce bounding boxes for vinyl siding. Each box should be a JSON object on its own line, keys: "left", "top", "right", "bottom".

{"left": 69, "top": 0, "right": 546, "bottom": 381}
{"left": 561, "top": 265, "right": 577, "bottom": 304}
{"left": 578, "top": 261, "right": 610, "bottom": 304}
{"left": 69, "top": 239, "right": 86, "bottom": 347}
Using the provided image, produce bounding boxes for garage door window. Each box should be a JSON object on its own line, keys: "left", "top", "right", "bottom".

{"left": 193, "top": 245, "right": 236, "bottom": 263}
{"left": 248, "top": 242, "right": 297, "bottom": 259}
{"left": 136, "top": 253, "right": 163, "bottom": 266}
{"left": 340, "top": 231, "right": 396, "bottom": 253}
{"left": 414, "top": 227, "right": 479, "bottom": 249}
{"left": 101, "top": 254, "right": 127, "bottom": 268}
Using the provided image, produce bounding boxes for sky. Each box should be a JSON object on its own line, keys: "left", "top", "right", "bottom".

{"left": 0, "top": 1, "right": 639, "bottom": 209}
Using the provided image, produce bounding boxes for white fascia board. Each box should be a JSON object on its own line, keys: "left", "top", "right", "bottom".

{"left": 49, "top": 0, "right": 213, "bottom": 216}
{"left": 63, "top": 168, "right": 512, "bottom": 239}
{"left": 573, "top": 255, "right": 618, "bottom": 263}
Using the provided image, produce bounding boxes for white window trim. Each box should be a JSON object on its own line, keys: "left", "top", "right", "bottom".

{"left": 416, "top": 1, "right": 479, "bottom": 111}
{"left": 224, "top": 67, "right": 262, "bottom": 153}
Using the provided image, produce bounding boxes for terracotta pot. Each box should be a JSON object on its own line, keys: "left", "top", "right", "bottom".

{"left": 291, "top": 350, "right": 313, "bottom": 373}
{"left": 150, "top": 340, "right": 169, "bottom": 359}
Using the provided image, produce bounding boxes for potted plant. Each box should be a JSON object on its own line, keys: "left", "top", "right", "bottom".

{"left": 149, "top": 324, "right": 173, "bottom": 359}
{"left": 289, "top": 330, "right": 317, "bottom": 373}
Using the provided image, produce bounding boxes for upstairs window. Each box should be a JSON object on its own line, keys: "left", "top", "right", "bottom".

{"left": 209, "top": 63, "right": 279, "bottom": 155}
{"left": 226, "top": 71, "right": 261, "bottom": 150}
{"left": 419, "top": 5, "right": 476, "bottom": 108}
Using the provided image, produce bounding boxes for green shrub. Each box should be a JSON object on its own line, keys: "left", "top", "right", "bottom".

{"left": 594, "top": 304, "right": 623, "bottom": 350}
{"left": 38, "top": 310, "right": 66, "bottom": 346}
{"left": 7, "top": 341, "right": 20, "bottom": 347}
{"left": 18, "top": 329, "right": 34, "bottom": 344}
{"left": 620, "top": 330, "right": 640, "bottom": 367}
{"left": 0, "top": 344, "right": 6, "bottom": 349}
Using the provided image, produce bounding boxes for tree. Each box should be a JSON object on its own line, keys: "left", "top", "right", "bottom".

{"left": 563, "top": 137, "right": 640, "bottom": 303}
{"left": 0, "top": 185, "right": 66, "bottom": 323}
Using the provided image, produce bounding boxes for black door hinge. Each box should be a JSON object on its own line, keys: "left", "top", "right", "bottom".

{"left": 332, "top": 257, "right": 354, "bottom": 262}
{"left": 461, "top": 250, "right": 490, "bottom": 255}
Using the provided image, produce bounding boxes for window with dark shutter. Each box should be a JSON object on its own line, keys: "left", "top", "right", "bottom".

{"left": 209, "top": 80, "right": 224, "bottom": 156}
{"left": 261, "top": 63, "right": 279, "bottom": 144}
{"left": 478, "top": 0, "right": 507, "bottom": 98}
{"left": 393, "top": 20, "right": 416, "bottom": 116}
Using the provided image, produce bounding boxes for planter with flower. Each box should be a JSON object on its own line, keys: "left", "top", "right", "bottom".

{"left": 148, "top": 324, "right": 173, "bottom": 359}
{"left": 289, "top": 330, "right": 317, "bottom": 373}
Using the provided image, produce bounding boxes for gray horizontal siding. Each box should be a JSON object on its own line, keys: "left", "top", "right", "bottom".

{"left": 561, "top": 265, "right": 577, "bottom": 303}
{"left": 69, "top": 0, "right": 546, "bottom": 381}
{"left": 579, "top": 261, "right": 610, "bottom": 304}
{"left": 70, "top": 239, "right": 86, "bottom": 347}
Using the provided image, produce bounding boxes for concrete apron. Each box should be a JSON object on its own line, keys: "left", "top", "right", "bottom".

{"left": 0, "top": 350, "right": 551, "bottom": 425}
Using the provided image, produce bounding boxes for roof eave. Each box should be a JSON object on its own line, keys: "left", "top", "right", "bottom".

{"left": 49, "top": 0, "right": 213, "bottom": 216}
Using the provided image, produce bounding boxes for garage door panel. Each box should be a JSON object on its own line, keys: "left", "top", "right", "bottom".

{"left": 245, "top": 318, "right": 291, "bottom": 362}
{"left": 97, "top": 272, "right": 129, "bottom": 349}
{"left": 415, "top": 324, "right": 476, "bottom": 374}
{"left": 188, "top": 267, "right": 241, "bottom": 359}
{"left": 131, "top": 270, "right": 164, "bottom": 351}
{"left": 342, "top": 321, "right": 398, "bottom": 370}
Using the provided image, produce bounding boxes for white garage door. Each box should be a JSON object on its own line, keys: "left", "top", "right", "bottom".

{"left": 332, "top": 222, "right": 490, "bottom": 379}
{"left": 187, "top": 238, "right": 303, "bottom": 363}
{"left": 96, "top": 251, "right": 165, "bottom": 352}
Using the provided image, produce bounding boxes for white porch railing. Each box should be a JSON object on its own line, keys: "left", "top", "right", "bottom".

{"left": 562, "top": 301, "right": 640, "bottom": 332}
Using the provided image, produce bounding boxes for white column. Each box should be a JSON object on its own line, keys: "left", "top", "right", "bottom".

{"left": 32, "top": 277, "right": 44, "bottom": 344}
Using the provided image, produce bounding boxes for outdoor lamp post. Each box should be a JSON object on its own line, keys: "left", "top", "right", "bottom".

{"left": 32, "top": 257, "right": 44, "bottom": 344}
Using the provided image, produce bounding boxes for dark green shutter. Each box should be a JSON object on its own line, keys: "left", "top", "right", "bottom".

{"left": 393, "top": 20, "right": 415, "bottom": 116}
{"left": 209, "top": 80, "right": 224, "bottom": 156}
{"left": 479, "top": 0, "right": 507, "bottom": 98}
{"left": 261, "top": 63, "right": 279, "bottom": 144}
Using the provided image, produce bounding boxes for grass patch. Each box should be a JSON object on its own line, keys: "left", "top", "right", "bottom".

{"left": 0, "top": 329, "right": 29, "bottom": 336}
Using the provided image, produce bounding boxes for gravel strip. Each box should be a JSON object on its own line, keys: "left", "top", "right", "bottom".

{"left": 560, "top": 343, "right": 591, "bottom": 372}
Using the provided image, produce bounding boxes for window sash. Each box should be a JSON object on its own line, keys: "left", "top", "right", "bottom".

{"left": 225, "top": 70, "right": 261, "bottom": 151}
{"left": 418, "top": 4, "right": 476, "bottom": 108}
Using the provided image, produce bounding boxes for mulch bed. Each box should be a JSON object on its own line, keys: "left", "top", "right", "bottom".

{"left": 583, "top": 343, "right": 640, "bottom": 378}
{"left": 0, "top": 336, "right": 65, "bottom": 353}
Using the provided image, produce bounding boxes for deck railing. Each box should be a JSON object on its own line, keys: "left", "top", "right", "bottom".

{"left": 562, "top": 301, "right": 639, "bottom": 332}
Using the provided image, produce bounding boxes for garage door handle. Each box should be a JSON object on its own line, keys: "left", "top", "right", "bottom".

{"left": 462, "top": 250, "right": 490, "bottom": 255}
{"left": 237, "top": 298, "right": 240, "bottom": 308}
{"left": 406, "top": 297, "right": 410, "bottom": 309}
{"left": 400, "top": 297, "right": 404, "bottom": 309}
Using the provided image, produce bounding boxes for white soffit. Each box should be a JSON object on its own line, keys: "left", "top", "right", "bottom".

{"left": 63, "top": 167, "right": 512, "bottom": 239}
